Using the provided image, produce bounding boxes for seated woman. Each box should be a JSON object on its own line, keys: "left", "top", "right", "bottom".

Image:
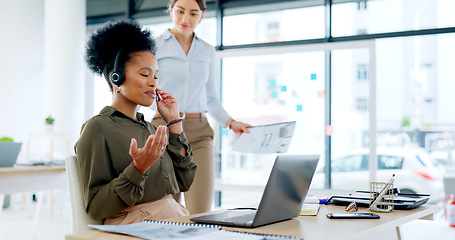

{"left": 75, "top": 19, "right": 197, "bottom": 225}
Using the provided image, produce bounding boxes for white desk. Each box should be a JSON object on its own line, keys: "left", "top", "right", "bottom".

{"left": 65, "top": 204, "right": 438, "bottom": 240}
{"left": 0, "top": 165, "right": 67, "bottom": 238}
{"left": 0, "top": 165, "right": 67, "bottom": 194}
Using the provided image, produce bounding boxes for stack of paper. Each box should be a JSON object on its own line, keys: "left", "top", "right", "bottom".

{"left": 300, "top": 204, "right": 320, "bottom": 216}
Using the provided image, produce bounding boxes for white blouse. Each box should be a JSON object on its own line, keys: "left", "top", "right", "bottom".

{"left": 154, "top": 29, "right": 231, "bottom": 125}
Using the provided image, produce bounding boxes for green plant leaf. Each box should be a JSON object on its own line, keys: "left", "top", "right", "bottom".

{"left": 0, "top": 137, "right": 14, "bottom": 142}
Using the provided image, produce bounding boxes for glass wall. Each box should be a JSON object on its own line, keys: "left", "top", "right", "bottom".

{"left": 332, "top": 0, "right": 455, "bottom": 37}
{"left": 310, "top": 47, "right": 372, "bottom": 191}
{"left": 376, "top": 34, "right": 455, "bottom": 133}
{"left": 216, "top": 0, "right": 455, "bottom": 203}
{"left": 220, "top": 51, "right": 325, "bottom": 187}
{"left": 223, "top": 6, "right": 325, "bottom": 45}
{"left": 375, "top": 33, "right": 455, "bottom": 199}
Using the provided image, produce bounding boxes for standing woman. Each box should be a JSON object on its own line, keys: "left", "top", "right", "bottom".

{"left": 76, "top": 19, "right": 196, "bottom": 224}
{"left": 152, "top": 0, "right": 251, "bottom": 214}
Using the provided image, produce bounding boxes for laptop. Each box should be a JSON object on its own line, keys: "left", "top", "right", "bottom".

{"left": 190, "top": 154, "right": 320, "bottom": 228}
{"left": 0, "top": 142, "right": 22, "bottom": 167}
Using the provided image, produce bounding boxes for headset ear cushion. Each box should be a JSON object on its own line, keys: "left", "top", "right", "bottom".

{"left": 109, "top": 70, "right": 125, "bottom": 86}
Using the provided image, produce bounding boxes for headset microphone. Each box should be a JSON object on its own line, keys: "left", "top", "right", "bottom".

{"left": 109, "top": 49, "right": 125, "bottom": 86}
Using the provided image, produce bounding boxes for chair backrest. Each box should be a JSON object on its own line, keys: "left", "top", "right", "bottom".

{"left": 66, "top": 155, "right": 103, "bottom": 233}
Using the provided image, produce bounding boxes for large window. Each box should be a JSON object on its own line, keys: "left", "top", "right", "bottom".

{"left": 219, "top": 51, "right": 325, "bottom": 186}
{"left": 215, "top": 1, "right": 454, "bottom": 203}
{"left": 331, "top": 48, "right": 370, "bottom": 161}
{"left": 332, "top": 0, "right": 455, "bottom": 37}
{"left": 376, "top": 34, "right": 455, "bottom": 132}
{"left": 375, "top": 33, "right": 455, "bottom": 194}
{"left": 224, "top": 6, "right": 325, "bottom": 45}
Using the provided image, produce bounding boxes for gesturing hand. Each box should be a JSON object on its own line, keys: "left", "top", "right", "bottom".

{"left": 129, "top": 125, "right": 168, "bottom": 175}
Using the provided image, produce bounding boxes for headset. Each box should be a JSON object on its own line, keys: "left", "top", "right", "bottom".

{"left": 109, "top": 49, "right": 125, "bottom": 86}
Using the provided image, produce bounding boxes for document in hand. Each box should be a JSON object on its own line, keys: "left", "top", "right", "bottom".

{"left": 232, "top": 121, "right": 296, "bottom": 153}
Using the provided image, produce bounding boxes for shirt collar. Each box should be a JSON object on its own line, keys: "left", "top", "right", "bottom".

{"left": 100, "top": 106, "right": 146, "bottom": 123}
{"left": 162, "top": 29, "right": 173, "bottom": 40}
{"left": 163, "top": 29, "right": 199, "bottom": 41}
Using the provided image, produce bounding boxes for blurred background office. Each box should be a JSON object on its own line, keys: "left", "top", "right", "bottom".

{"left": 1, "top": 0, "right": 455, "bottom": 239}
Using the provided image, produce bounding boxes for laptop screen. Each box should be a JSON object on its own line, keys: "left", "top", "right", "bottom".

{"left": 0, "top": 142, "right": 22, "bottom": 167}
{"left": 190, "top": 154, "right": 320, "bottom": 228}
{"left": 253, "top": 154, "right": 319, "bottom": 226}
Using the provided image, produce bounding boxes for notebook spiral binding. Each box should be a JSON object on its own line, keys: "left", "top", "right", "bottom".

{"left": 143, "top": 220, "right": 221, "bottom": 229}
{"left": 223, "top": 229, "right": 303, "bottom": 240}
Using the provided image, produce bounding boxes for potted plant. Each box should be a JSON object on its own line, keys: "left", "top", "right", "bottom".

{"left": 45, "top": 115, "right": 55, "bottom": 132}
{"left": 45, "top": 115, "right": 55, "bottom": 125}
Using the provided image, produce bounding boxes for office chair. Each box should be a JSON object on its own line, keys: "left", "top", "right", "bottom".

{"left": 66, "top": 155, "right": 103, "bottom": 233}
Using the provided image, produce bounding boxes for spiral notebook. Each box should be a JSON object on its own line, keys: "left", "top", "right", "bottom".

{"left": 232, "top": 121, "right": 296, "bottom": 153}
{"left": 90, "top": 220, "right": 302, "bottom": 240}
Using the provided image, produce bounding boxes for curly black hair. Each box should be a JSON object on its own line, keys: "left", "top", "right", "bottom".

{"left": 85, "top": 19, "right": 156, "bottom": 91}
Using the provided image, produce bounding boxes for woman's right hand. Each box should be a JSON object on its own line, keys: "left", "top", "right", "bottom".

{"left": 229, "top": 120, "right": 252, "bottom": 136}
{"left": 129, "top": 125, "right": 168, "bottom": 175}
{"left": 155, "top": 88, "right": 180, "bottom": 123}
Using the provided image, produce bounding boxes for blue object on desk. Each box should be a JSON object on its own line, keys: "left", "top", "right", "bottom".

{"left": 318, "top": 198, "right": 328, "bottom": 204}
{"left": 0, "top": 142, "right": 22, "bottom": 167}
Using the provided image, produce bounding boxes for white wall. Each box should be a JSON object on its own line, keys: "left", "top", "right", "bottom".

{"left": 0, "top": 0, "right": 45, "bottom": 141}
{"left": 0, "top": 0, "right": 86, "bottom": 162}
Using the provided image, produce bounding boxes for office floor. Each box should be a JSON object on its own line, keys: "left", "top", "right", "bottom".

{"left": 0, "top": 190, "right": 454, "bottom": 240}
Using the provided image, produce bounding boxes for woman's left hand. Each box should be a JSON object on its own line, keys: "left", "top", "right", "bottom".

{"left": 129, "top": 125, "right": 168, "bottom": 175}
{"left": 230, "top": 120, "right": 252, "bottom": 136}
{"left": 156, "top": 88, "right": 180, "bottom": 122}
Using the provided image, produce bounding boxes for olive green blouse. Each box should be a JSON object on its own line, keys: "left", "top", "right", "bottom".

{"left": 75, "top": 106, "right": 196, "bottom": 220}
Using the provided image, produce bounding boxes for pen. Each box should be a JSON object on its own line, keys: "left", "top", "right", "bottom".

{"left": 368, "top": 174, "right": 395, "bottom": 211}
{"left": 155, "top": 89, "right": 161, "bottom": 102}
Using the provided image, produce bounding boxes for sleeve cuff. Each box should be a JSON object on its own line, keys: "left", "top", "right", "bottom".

{"left": 167, "top": 131, "right": 191, "bottom": 163}
{"left": 122, "top": 163, "right": 148, "bottom": 187}
{"left": 169, "top": 131, "right": 189, "bottom": 146}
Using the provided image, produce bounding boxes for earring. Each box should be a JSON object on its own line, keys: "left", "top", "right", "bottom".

{"left": 116, "top": 87, "right": 120, "bottom": 93}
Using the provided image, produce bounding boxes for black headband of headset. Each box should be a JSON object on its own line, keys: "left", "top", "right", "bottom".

{"left": 109, "top": 48, "right": 126, "bottom": 86}
{"left": 113, "top": 48, "right": 122, "bottom": 72}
